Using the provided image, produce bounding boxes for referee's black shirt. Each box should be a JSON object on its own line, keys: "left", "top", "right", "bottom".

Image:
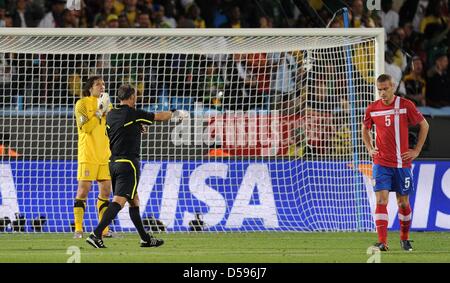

{"left": 106, "top": 105, "right": 155, "bottom": 160}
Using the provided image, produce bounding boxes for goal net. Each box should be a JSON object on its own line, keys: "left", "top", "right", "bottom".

{"left": 0, "top": 28, "right": 384, "bottom": 232}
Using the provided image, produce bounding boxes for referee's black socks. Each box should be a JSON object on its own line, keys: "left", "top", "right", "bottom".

{"left": 93, "top": 201, "right": 122, "bottom": 238}
{"left": 129, "top": 206, "right": 150, "bottom": 242}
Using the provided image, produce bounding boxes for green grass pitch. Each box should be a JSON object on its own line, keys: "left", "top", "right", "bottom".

{"left": 0, "top": 232, "right": 449, "bottom": 263}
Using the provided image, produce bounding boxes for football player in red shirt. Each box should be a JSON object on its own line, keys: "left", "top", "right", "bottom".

{"left": 362, "top": 74, "right": 429, "bottom": 251}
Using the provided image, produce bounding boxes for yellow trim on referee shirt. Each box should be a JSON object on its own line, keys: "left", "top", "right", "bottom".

{"left": 136, "top": 119, "right": 153, "bottom": 124}
{"left": 124, "top": 121, "right": 134, "bottom": 127}
{"left": 106, "top": 124, "right": 110, "bottom": 129}
{"left": 115, "top": 159, "right": 137, "bottom": 199}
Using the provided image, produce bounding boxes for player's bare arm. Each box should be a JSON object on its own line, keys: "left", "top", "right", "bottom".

{"left": 361, "top": 124, "right": 378, "bottom": 158}
{"left": 401, "top": 119, "right": 430, "bottom": 161}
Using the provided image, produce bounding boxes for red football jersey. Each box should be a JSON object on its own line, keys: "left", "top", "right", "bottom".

{"left": 363, "top": 96, "right": 424, "bottom": 168}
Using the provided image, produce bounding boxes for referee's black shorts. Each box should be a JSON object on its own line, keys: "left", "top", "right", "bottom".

{"left": 109, "top": 157, "right": 140, "bottom": 200}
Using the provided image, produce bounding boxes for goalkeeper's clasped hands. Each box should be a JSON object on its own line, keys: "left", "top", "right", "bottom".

{"left": 95, "top": 92, "right": 111, "bottom": 119}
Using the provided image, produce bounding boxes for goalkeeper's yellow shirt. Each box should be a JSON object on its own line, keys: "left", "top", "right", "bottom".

{"left": 75, "top": 96, "right": 111, "bottom": 164}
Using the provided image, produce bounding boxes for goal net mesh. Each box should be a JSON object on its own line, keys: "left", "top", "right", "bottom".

{"left": 0, "top": 30, "right": 379, "bottom": 232}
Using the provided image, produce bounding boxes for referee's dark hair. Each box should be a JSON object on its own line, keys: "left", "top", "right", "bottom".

{"left": 82, "top": 75, "right": 103, "bottom": 97}
{"left": 117, "top": 84, "right": 136, "bottom": 101}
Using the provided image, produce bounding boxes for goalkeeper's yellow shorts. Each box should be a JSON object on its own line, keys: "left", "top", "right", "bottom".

{"left": 77, "top": 163, "right": 111, "bottom": 181}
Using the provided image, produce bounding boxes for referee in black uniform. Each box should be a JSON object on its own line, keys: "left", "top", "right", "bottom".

{"left": 87, "top": 84, "right": 189, "bottom": 248}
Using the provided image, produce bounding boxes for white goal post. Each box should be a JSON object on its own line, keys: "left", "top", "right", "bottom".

{"left": 0, "top": 28, "right": 384, "bottom": 233}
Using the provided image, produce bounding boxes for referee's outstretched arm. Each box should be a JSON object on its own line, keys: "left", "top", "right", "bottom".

{"left": 154, "top": 110, "right": 190, "bottom": 123}
{"left": 154, "top": 111, "right": 173, "bottom": 121}
{"left": 113, "top": 84, "right": 190, "bottom": 124}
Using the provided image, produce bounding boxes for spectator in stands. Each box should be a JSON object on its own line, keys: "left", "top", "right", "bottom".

{"left": 246, "top": 53, "right": 270, "bottom": 110}
{"left": 179, "top": 0, "right": 195, "bottom": 11}
{"left": 423, "top": 20, "right": 450, "bottom": 64}
{"left": 386, "top": 29, "right": 408, "bottom": 72}
{"left": 13, "top": 0, "right": 24, "bottom": 27}
{"left": 361, "top": 14, "right": 376, "bottom": 28}
{"left": 402, "top": 22, "right": 423, "bottom": 56}
{"left": 380, "top": 0, "right": 400, "bottom": 35}
{"left": 399, "top": 0, "right": 428, "bottom": 30}
{"left": 118, "top": 12, "right": 129, "bottom": 28}
{"left": 106, "top": 13, "right": 119, "bottom": 28}
{"left": 268, "top": 52, "right": 297, "bottom": 111}
{"left": 177, "top": 14, "right": 195, "bottom": 28}
{"left": 112, "top": 0, "right": 125, "bottom": 15}
{"left": 402, "top": 56, "right": 427, "bottom": 106}
{"left": 62, "top": 9, "right": 79, "bottom": 27}
{"left": 137, "top": 0, "right": 154, "bottom": 14}
{"left": 223, "top": 53, "right": 249, "bottom": 110}
{"left": 197, "top": 0, "right": 228, "bottom": 28}
{"left": 163, "top": 0, "right": 179, "bottom": 26}
{"left": 247, "top": 0, "right": 294, "bottom": 28}
{"left": 258, "top": 15, "right": 272, "bottom": 28}
{"left": 220, "top": 6, "right": 247, "bottom": 28}
{"left": 371, "top": 12, "right": 383, "bottom": 28}
{"left": 94, "top": 14, "right": 106, "bottom": 27}
{"left": 202, "top": 61, "right": 224, "bottom": 110}
{"left": 11, "top": 0, "right": 43, "bottom": 27}
{"left": 75, "top": 2, "right": 89, "bottom": 27}
{"left": 0, "top": 6, "right": 5, "bottom": 27}
{"left": 426, "top": 51, "right": 450, "bottom": 107}
{"left": 93, "top": 0, "right": 117, "bottom": 27}
{"left": 38, "top": 0, "right": 66, "bottom": 28}
{"left": 307, "top": 71, "right": 329, "bottom": 112}
{"left": 3, "top": 10, "right": 13, "bottom": 27}
{"left": 0, "top": 5, "right": 13, "bottom": 28}
{"left": 137, "top": 12, "right": 152, "bottom": 28}
{"left": 80, "top": 0, "right": 99, "bottom": 26}
{"left": 187, "top": 3, "right": 205, "bottom": 28}
{"left": 395, "top": 26, "right": 407, "bottom": 43}
{"left": 124, "top": 0, "right": 139, "bottom": 27}
{"left": 350, "top": 0, "right": 365, "bottom": 28}
{"left": 152, "top": 4, "right": 176, "bottom": 28}
{"left": 419, "top": 0, "right": 448, "bottom": 33}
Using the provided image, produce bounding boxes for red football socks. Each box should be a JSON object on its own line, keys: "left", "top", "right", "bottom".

{"left": 398, "top": 205, "right": 412, "bottom": 241}
{"left": 375, "top": 204, "right": 388, "bottom": 244}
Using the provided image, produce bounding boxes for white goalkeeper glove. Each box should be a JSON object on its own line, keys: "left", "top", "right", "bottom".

{"left": 97, "top": 92, "right": 111, "bottom": 117}
{"left": 170, "top": 110, "right": 190, "bottom": 123}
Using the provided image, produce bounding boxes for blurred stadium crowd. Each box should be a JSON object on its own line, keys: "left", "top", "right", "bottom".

{"left": 0, "top": 0, "right": 448, "bottom": 109}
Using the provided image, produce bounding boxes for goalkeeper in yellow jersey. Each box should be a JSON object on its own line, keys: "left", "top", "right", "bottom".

{"left": 73, "top": 76, "right": 113, "bottom": 239}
